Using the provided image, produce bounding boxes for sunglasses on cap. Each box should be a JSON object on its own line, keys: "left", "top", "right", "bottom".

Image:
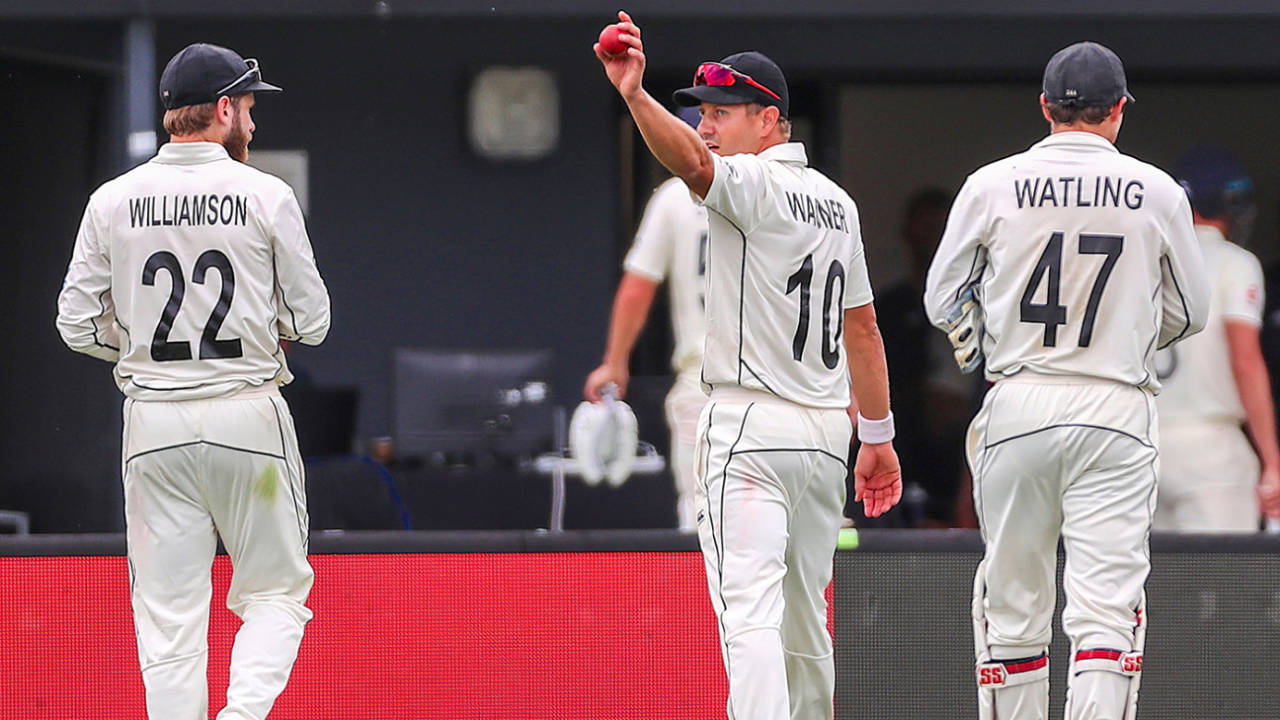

{"left": 216, "top": 58, "right": 261, "bottom": 96}
{"left": 693, "top": 62, "right": 781, "bottom": 101}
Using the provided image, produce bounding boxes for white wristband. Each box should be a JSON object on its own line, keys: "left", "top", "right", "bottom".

{"left": 856, "top": 411, "right": 895, "bottom": 444}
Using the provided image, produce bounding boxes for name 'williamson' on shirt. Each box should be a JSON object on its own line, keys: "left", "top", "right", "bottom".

{"left": 128, "top": 194, "right": 249, "bottom": 228}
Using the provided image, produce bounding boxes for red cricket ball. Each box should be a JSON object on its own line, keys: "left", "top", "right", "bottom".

{"left": 599, "top": 25, "right": 630, "bottom": 56}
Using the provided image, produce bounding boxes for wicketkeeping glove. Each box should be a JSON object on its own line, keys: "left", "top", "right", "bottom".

{"left": 941, "top": 287, "right": 983, "bottom": 374}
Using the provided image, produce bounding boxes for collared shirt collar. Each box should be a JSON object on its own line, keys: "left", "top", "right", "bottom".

{"left": 1033, "top": 130, "right": 1118, "bottom": 154}
{"left": 758, "top": 142, "right": 808, "bottom": 166}
{"left": 152, "top": 142, "right": 232, "bottom": 165}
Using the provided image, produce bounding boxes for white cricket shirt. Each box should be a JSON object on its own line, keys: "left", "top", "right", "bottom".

{"left": 57, "top": 142, "right": 331, "bottom": 401}
{"left": 924, "top": 131, "right": 1209, "bottom": 393}
{"left": 624, "top": 176, "right": 709, "bottom": 375}
{"left": 699, "top": 142, "right": 873, "bottom": 409}
{"left": 1156, "top": 225, "right": 1265, "bottom": 423}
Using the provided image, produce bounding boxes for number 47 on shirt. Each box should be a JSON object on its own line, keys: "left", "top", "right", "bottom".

{"left": 1020, "top": 231, "right": 1123, "bottom": 349}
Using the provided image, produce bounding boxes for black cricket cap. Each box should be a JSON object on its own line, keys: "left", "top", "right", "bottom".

{"left": 1042, "top": 41, "right": 1134, "bottom": 108}
{"left": 673, "top": 51, "right": 789, "bottom": 118}
{"left": 159, "top": 43, "right": 282, "bottom": 110}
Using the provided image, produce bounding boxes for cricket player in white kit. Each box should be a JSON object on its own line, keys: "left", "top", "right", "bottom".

{"left": 584, "top": 169, "right": 709, "bottom": 530}
{"left": 926, "top": 43, "right": 1209, "bottom": 720}
{"left": 1154, "top": 147, "right": 1280, "bottom": 532}
{"left": 56, "top": 44, "right": 329, "bottom": 720}
{"left": 596, "top": 12, "right": 902, "bottom": 720}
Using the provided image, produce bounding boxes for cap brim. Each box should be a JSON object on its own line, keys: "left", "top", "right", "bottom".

{"left": 222, "top": 78, "right": 283, "bottom": 97}
{"left": 673, "top": 84, "right": 756, "bottom": 107}
{"left": 1046, "top": 91, "right": 1135, "bottom": 108}
{"left": 242, "top": 79, "right": 282, "bottom": 94}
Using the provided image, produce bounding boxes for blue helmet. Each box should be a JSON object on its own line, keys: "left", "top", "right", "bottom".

{"left": 1174, "top": 146, "right": 1256, "bottom": 243}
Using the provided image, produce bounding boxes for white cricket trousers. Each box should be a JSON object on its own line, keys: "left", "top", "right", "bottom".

{"left": 1154, "top": 420, "right": 1260, "bottom": 532}
{"left": 666, "top": 370, "right": 708, "bottom": 531}
{"left": 122, "top": 385, "right": 313, "bottom": 720}
{"left": 968, "top": 376, "right": 1155, "bottom": 720}
{"left": 694, "top": 387, "right": 851, "bottom": 720}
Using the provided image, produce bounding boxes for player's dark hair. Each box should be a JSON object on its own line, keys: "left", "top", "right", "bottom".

{"left": 163, "top": 95, "right": 242, "bottom": 137}
{"left": 1046, "top": 102, "right": 1114, "bottom": 126}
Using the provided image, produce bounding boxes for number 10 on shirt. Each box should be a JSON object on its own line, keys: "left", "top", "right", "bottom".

{"left": 787, "top": 253, "right": 846, "bottom": 369}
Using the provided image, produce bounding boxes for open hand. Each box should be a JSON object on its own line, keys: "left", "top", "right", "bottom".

{"left": 855, "top": 441, "right": 902, "bottom": 518}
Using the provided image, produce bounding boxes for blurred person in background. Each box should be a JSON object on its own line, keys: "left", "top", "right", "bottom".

{"left": 1258, "top": 198, "right": 1280, "bottom": 530}
{"left": 584, "top": 106, "right": 709, "bottom": 531}
{"left": 871, "top": 187, "right": 976, "bottom": 527}
{"left": 1155, "top": 147, "right": 1280, "bottom": 531}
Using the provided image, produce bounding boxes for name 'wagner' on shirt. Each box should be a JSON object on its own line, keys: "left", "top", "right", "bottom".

{"left": 785, "top": 191, "right": 849, "bottom": 232}
{"left": 128, "top": 194, "right": 249, "bottom": 228}
{"left": 1013, "top": 176, "right": 1144, "bottom": 210}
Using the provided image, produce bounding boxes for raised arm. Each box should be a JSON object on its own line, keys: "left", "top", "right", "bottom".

{"left": 594, "top": 12, "right": 715, "bottom": 198}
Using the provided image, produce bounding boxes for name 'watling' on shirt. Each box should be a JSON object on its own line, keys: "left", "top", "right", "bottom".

{"left": 1013, "top": 176, "right": 1144, "bottom": 210}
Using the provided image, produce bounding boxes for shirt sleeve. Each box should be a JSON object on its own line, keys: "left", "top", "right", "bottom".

{"left": 843, "top": 199, "right": 874, "bottom": 308}
{"left": 1220, "top": 247, "right": 1265, "bottom": 326}
{"left": 1157, "top": 192, "right": 1210, "bottom": 349}
{"left": 623, "top": 183, "right": 676, "bottom": 282}
{"left": 55, "top": 194, "right": 121, "bottom": 362}
{"left": 702, "top": 152, "right": 771, "bottom": 234}
{"left": 924, "top": 175, "right": 989, "bottom": 328}
{"left": 271, "top": 188, "right": 331, "bottom": 346}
